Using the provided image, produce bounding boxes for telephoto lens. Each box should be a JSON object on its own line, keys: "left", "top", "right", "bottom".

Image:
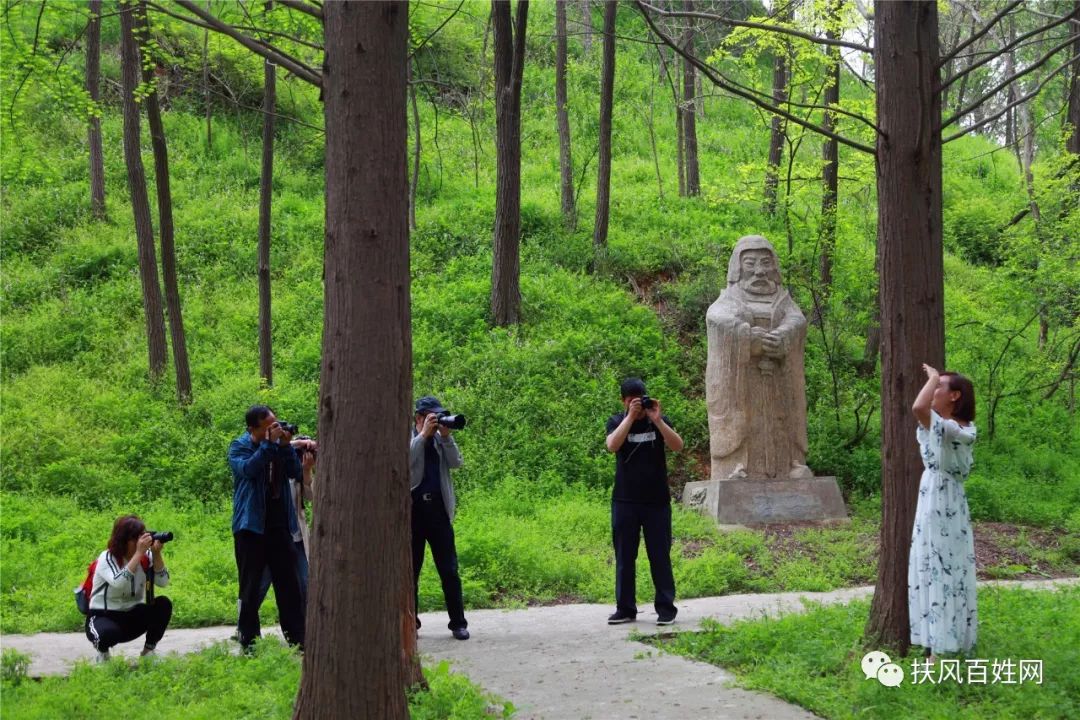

{"left": 278, "top": 422, "right": 299, "bottom": 435}
{"left": 148, "top": 531, "right": 174, "bottom": 544}
{"left": 641, "top": 396, "right": 655, "bottom": 410}
{"left": 437, "top": 413, "right": 467, "bottom": 430}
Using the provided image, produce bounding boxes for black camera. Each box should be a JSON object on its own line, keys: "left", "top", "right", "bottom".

{"left": 641, "top": 396, "right": 655, "bottom": 410}
{"left": 277, "top": 421, "right": 299, "bottom": 435}
{"left": 148, "top": 530, "right": 174, "bottom": 544}
{"left": 437, "top": 412, "right": 467, "bottom": 430}
{"left": 294, "top": 435, "right": 317, "bottom": 459}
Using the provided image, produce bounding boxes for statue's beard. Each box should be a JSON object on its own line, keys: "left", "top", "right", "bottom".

{"left": 740, "top": 277, "right": 777, "bottom": 296}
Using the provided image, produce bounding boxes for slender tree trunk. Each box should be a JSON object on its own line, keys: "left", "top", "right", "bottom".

{"left": 555, "top": 0, "right": 577, "bottom": 230}
{"left": 137, "top": 2, "right": 192, "bottom": 404}
{"left": 818, "top": 0, "right": 842, "bottom": 316}
{"left": 203, "top": 0, "right": 211, "bottom": 147}
{"left": 293, "top": 3, "right": 414, "bottom": 717}
{"left": 409, "top": 60, "right": 421, "bottom": 231}
{"left": 763, "top": 44, "right": 787, "bottom": 214}
{"left": 681, "top": 1, "right": 700, "bottom": 197}
{"left": 858, "top": 305, "right": 881, "bottom": 378}
{"left": 87, "top": 0, "right": 106, "bottom": 219}
{"left": 491, "top": 0, "right": 529, "bottom": 326}
{"left": 258, "top": 2, "right": 275, "bottom": 388}
{"left": 593, "top": 0, "right": 616, "bottom": 249}
{"left": 119, "top": 2, "right": 168, "bottom": 382}
{"left": 865, "top": 0, "right": 945, "bottom": 656}
{"left": 1067, "top": 0, "right": 1080, "bottom": 155}
{"left": 580, "top": 0, "right": 592, "bottom": 55}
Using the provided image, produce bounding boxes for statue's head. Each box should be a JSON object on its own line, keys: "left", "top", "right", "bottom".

{"left": 726, "top": 235, "right": 782, "bottom": 296}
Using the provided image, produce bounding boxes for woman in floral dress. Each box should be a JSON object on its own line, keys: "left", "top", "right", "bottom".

{"left": 908, "top": 364, "right": 978, "bottom": 661}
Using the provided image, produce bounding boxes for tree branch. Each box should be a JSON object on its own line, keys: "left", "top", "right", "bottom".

{"left": 941, "top": 10, "right": 1076, "bottom": 91}
{"left": 409, "top": 0, "right": 465, "bottom": 59}
{"left": 637, "top": 1, "right": 871, "bottom": 53}
{"left": 171, "top": 0, "right": 321, "bottom": 86}
{"left": 942, "top": 33, "right": 1080, "bottom": 129}
{"left": 276, "top": 0, "right": 321, "bottom": 22}
{"left": 939, "top": 0, "right": 1024, "bottom": 67}
{"left": 943, "top": 51, "right": 1080, "bottom": 143}
{"left": 636, "top": 1, "right": 876, "bottom": 155}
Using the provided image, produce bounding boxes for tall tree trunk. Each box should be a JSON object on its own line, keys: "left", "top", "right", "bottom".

{"left": 119, "top": 2, "right": 168, "bottom": 382}
{"left": 490, "top": 0, "right": 529, "bottom": 326}
{"left": 87, "top": 0, "right": 106, "bottom": 219}
{"left": 865, "top": 0, "right": 945, "bottom": 656}
{"left": 203, "top": 0, "right": 211, "bottom": 147}
{"left": 258, "top": 2, "right": 275, "bottom": 388}
{"left": 409, "top": 58, "right": 421, "bottom": 231}
{"left": 818, "top": 0, "right": 842, "bottom": 315}
{"left": 681, "top": 1, "right": 700, "bottom": 197}
{"left": 580, "top": 0, "right": 592, "bottom": 55}
{"left": 763, "top": 43, "right": 787, "bottom": 214}
{"left": 293, "top": 3, "right": 414, "bottom": 717}
{"left": 555, "top": 0, "right": 577, "bottom": 230}
{"left": 137, "top": 2, "right": 192, "bottom": 404}
{"left": 1068, "top": 0, "right": 1080, "bottom": 155}
{"left": 593, "top": 0, "right": 616, "bottom": 249}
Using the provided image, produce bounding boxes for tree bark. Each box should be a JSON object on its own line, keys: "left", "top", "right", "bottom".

{"left": 681, "top": 0, "right": 700, "bottom": 197}
{"left": 763, "top": 41, "right": 787, "bottom": 214}
{"left": 865, "top": 0, "right": 945, "bottom": 656}
{"left": 293, "top": 3, "right": 415, "bottom": 717}
{"left": 87, "top": 0, "right": 106, "bottom": 219}
{"left": 203, "top": 0, "right": 211, "bottom": 147}
{"left": 555, "top": 0, "right": 577, "bottom": 230}
{"left": 818, "top": 0, "right": 842, "bottom": 314}
{"left": 258, "top": 1, "right": 275, "bottom": 388}
{"left": 490, "top": 0, "right": 529, "bottom": 326}
{"left": 593, "top": 0, "right": 616, "bottom": 249}
{"left": 119, "top": 2, "right": 168, "bottom": 382}
{"left": 137, "top": 1, "right": 193, "bottom": 404}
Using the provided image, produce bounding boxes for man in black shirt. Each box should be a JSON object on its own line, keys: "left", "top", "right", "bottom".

{"left": 604, "top": 378, "right": 684, "bottom": 625}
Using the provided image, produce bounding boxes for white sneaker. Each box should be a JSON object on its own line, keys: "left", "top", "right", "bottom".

{"left": 94, "top": 650, "right": 110, "bottom": 664}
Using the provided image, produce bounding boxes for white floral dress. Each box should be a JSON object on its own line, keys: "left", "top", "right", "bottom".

{"left": 908, "top": 410, "right": 978, "bottom": 653}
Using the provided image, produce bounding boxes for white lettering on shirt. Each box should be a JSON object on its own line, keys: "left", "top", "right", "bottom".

{"left": 627, "top": 431, "right": 657, "bottom": 444}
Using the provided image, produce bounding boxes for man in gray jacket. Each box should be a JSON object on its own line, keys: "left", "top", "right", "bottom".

{"left": 410, "top": 395, "right": 469, "bottom": 640}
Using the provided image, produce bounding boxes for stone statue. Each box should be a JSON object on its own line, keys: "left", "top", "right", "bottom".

{"left": 705, "top": 235, "right": 812, "bottom": 481}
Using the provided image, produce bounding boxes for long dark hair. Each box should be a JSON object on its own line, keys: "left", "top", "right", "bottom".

{"left": 108, "top": 515, "right": 146, "bottom": 562}
{"left": 942, "top": 372, "right": 976, "bottom": 422}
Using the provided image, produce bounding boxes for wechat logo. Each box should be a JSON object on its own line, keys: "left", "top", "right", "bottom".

{"left": 862, "top": 651, "right": 905, "bottom": 687}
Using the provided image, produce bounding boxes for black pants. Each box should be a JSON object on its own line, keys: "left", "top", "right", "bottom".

{"left": 612, "top": 501, "right": 676, "bottom": 617}
{"left": 234, "top": 528, "right": 306, "bottom": 649}
{"left": 411, "top": 495, "right": 467, "bottom": 630}
{"left": 85, "top": 597, "right": 172, "bottom": 652}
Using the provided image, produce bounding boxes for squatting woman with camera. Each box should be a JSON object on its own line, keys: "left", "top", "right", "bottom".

{"left": 84, "top": 514, "right": 172, "bottom": 662}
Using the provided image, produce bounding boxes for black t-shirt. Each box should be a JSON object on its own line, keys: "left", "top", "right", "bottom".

{"left": 606, "top": 412, "right": 672, "bottom": 505}
{"left": 265, "top": 458, "right": 291, "bottom": 530}
{"left": 413, "top": 437, "right": 443, "bottom": 501}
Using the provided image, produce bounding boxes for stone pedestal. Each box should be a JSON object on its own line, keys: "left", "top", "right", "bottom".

{"left": 683, "top": 476, "right": 848, "bottom": 526}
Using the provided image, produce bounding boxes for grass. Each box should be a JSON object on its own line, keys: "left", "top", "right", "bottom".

{"left": 0, "top": 639, "right": 514, "bottom": 719}
{"left": 652, "top": 584, "right": 1080, "bottom": 720}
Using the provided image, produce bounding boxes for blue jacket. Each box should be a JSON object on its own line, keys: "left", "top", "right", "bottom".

{"left": 228, "top": 432, "right": 302, "bottom": 536}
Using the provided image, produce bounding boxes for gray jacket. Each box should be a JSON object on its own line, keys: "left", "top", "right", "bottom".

{"left": 409, "top": 430, "right": 463, "bottom": 521}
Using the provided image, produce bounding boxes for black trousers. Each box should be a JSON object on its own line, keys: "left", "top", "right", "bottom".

{"left": 612, "top": 500, "right": 677, "bottom": 617}
{"left": 234, "top": 528, "right": 305, "bottom": 649}
{"left": 411, "top": 495, "right": 467, "bottom": 630}
{"left": 85, "top": 596, "right": 172, "bottom": 652}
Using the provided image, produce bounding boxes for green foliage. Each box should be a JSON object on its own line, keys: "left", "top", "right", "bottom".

{"left": 1, "top": 648, "right": 32, "bottom": 687}
{"left": 0, "top": 641, "right": 512, "bottom": 719}
{"left": 656, "top": 585, "right": 1080, "bottom": 719}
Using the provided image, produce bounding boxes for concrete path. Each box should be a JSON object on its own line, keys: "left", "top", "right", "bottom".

{"left": 4, "top": 578, "right": 1075, "bottom": 719}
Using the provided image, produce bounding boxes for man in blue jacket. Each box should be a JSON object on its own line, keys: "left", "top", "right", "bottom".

{"left": 228, "top": 405, "right": 306, "bottom": 650}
